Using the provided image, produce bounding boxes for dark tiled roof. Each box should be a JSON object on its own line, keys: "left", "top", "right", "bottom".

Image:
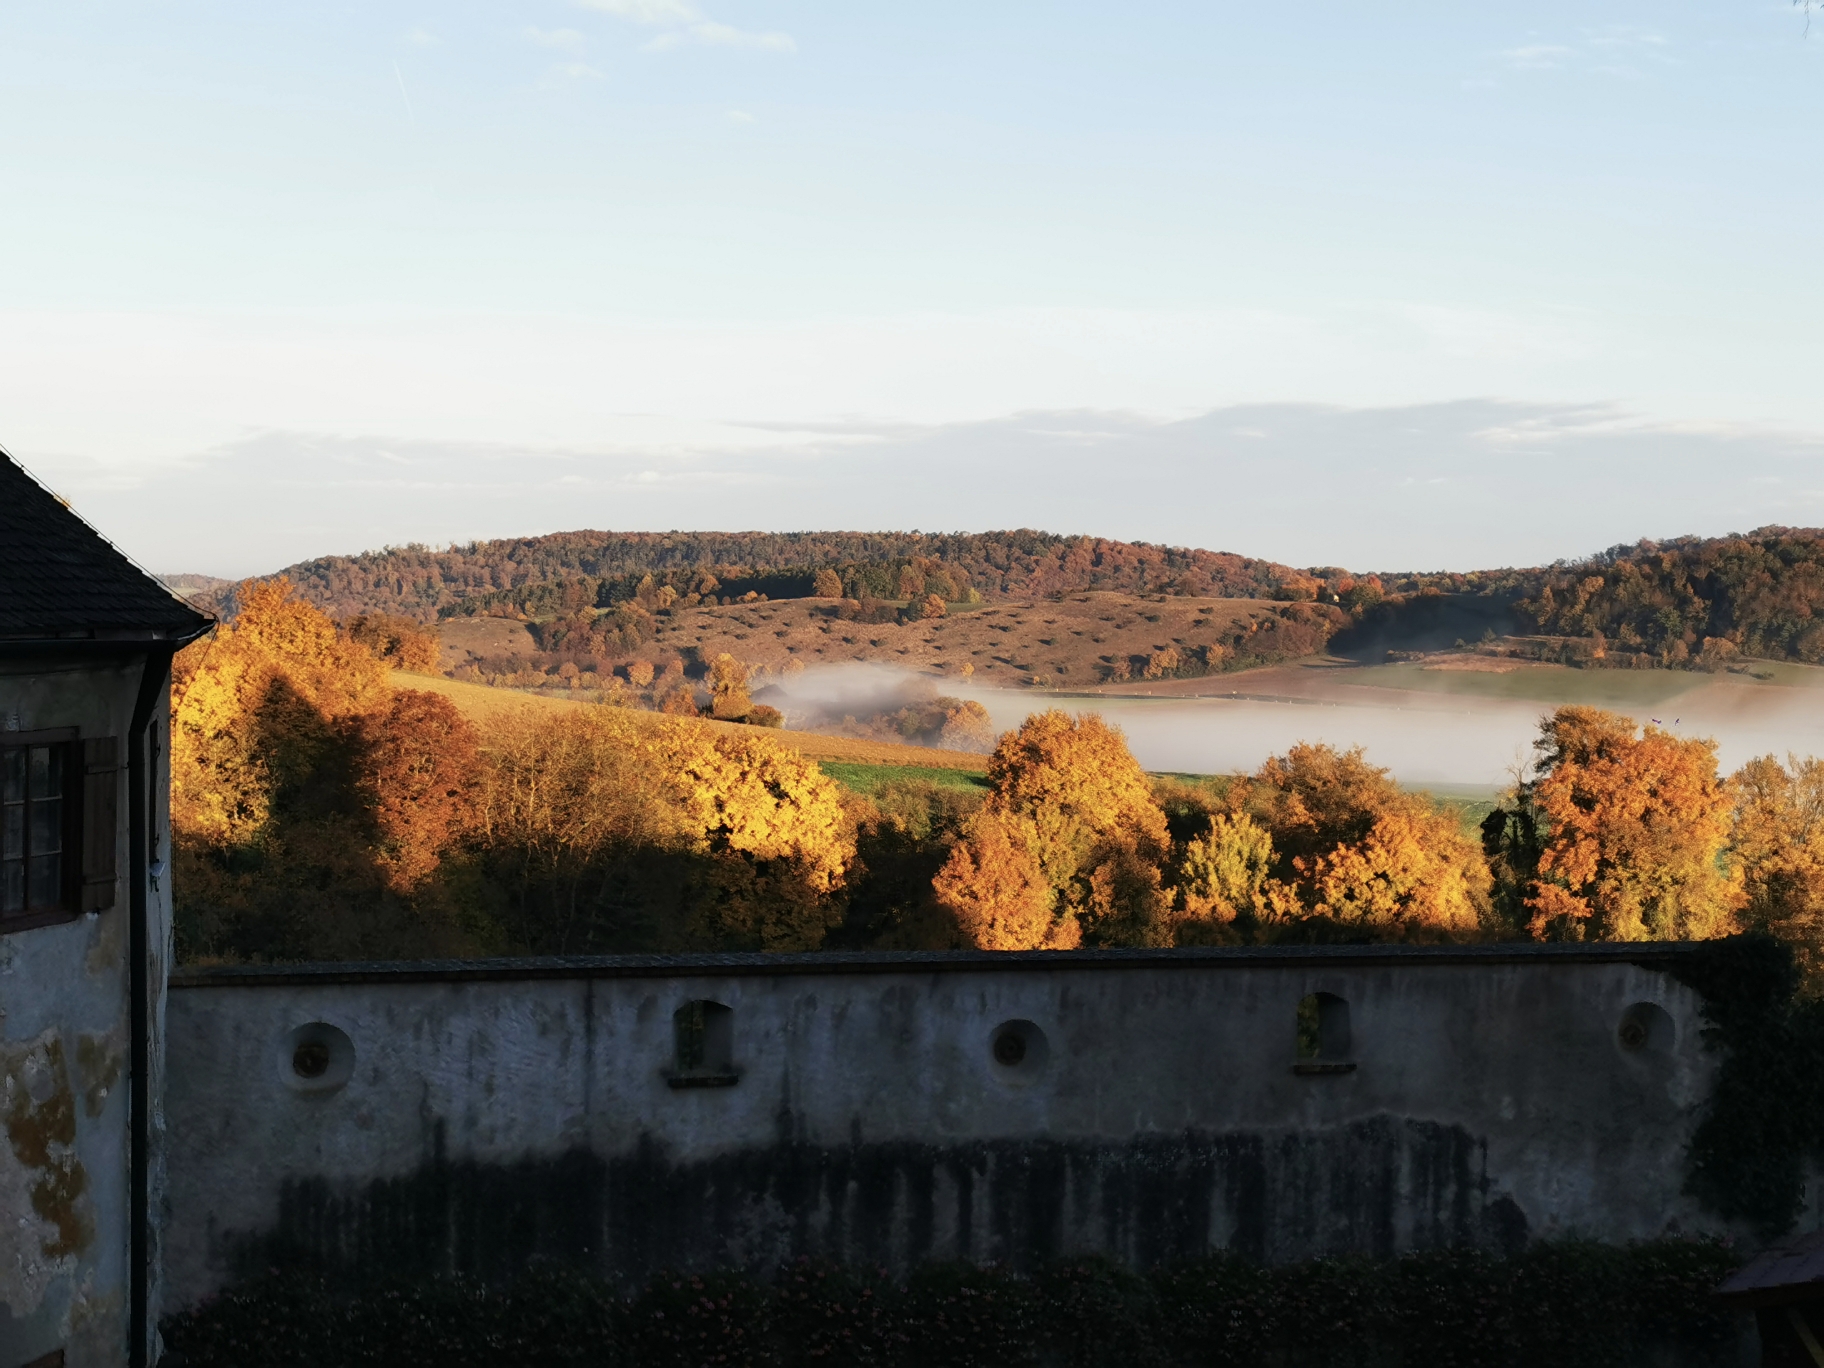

{"left": 1714, "top": 1231, "right": 1824, "bottom": 1306}
{"left": 1, "top": 449, "right": 213, "bottom": 642}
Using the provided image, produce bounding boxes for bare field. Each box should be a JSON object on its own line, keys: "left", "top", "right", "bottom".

{"left": 439, "top": 591, "right": 1327, "bottom": 690}
{"left": 397, "top": 672, "right": 990, "bottom": 773}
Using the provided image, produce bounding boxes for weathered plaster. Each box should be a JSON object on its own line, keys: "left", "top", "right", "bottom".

{"left": 163, "top": 947, "right": 1732, "bottom": 1310}
{"left": 0, "top": 1032, "right": 88, "bottom": 1307}
{"left": 0, "top": 655, "right": 169, "bottom": 1368}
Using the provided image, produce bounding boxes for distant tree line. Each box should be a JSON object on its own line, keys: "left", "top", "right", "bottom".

{"left": 1513, "top": 529, "right": 1824, "bottom": 665}
{"left": 1350, "top": 527, "right": 1824, "bottom": 669}
{"left": 194, "top": 530, "right": 1304, "bottom": 623}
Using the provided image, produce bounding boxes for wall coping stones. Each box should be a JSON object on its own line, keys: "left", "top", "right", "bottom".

{"left": 168, "top": 941, "right": 1704, "bottom": 989}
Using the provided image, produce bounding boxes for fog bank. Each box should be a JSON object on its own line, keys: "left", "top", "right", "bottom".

{"left": 777, "top": 662, "right": 1824, "bottom": 791}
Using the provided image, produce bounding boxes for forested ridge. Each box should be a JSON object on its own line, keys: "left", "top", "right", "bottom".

{"left": 180, "top": 524, "right": 1824, "bottom": 670}
{"left": 1508, "top": 527, "right": 1824, "bottom": 665}
{"left": 199, "top": 529, "right": 1304, "bottom": 622}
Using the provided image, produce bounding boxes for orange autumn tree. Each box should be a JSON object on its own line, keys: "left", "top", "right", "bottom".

{"left": 343, "top": 613, "right": 441, "bottom": 673}
{"left": 1208, "top": 743, "right": 1489, "bottom": 940}
{"left": 707, "top": 652, "right": 754, "bottom": 721}
{"left": 170, "top": 578, "right": 482, "bottom": 960}
{"left": 934, "top": 710, "right": 1171, "bottom": 948}
{"left": 351, "top": 689, "right": 482, "bottom": 892}
{"left": 1517, "top": 707, "right": 1740, "bottom": 941}
{"left": 931, "top": 810, "right": 1063, "bottom": 951}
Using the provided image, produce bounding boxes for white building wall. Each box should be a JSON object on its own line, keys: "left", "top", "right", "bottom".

{"left": 163, "top": 946, "right": 1730, "bottom": 1312}
{"left": 0, "top": 655, "right": 169, "bottom": 1368}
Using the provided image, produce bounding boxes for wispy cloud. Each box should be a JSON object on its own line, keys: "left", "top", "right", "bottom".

{"left": 537, "top": 60, "right": 606, "bottom": 87}
{"left": 527, "top": 26, "right": 588, "bottom": 51}
{"left": 575, "top": 0, "right": 795, "bottom": 53}
{"left": 405, "top": 26, "right": 438, "bottom": 46}
{"left": 1501, "top": 44, "right": 1573, "bottom": 71}
{"left": 727, "top": 108, "right": 755, "bottom": 124}
{"left": 1496, "top": 26, "right": 1673, "bottom": 77}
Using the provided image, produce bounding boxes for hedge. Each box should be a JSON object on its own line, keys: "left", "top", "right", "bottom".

{"left": 160, "top": 1240, "right": 1743, "bottom": 1368}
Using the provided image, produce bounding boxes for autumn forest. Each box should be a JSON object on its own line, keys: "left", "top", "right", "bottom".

{"left": 171, "top": 544, "right": 1824, "bottom": 981}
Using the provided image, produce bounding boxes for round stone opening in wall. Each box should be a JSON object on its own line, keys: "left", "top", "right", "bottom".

{"left": 278, "top": 1021, "right": 356, "bottom": 1095}
{"left": 1618, "top": 1002, "right": 1674, "bottom": 1055}
{"left": 989, "top": 1019, "right": 1048, "bottom": 1084}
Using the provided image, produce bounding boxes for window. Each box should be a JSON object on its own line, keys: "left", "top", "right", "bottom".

{"left": 1, "top": 732, "right": 116, "bottom": 932}
{"left": 1293, "top": 992, "right": 1355, "bottom": 1075}
{"left": 668, "top": 1001, "right": 738, "bottom": 1088}
{"left": 2, "top": 742, "right": 66, "bottom": 916}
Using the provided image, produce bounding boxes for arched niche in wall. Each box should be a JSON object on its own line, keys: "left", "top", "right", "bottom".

{"left": 1293, "top": 992, "right": 1355, "bottom": 1076}
{"left": 669, "top": 1000, "right": 739, "bottom": 1089}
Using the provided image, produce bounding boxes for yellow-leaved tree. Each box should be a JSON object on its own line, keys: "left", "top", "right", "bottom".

{"left": 707, "top": 653, "right": 754, "bottom": 721}
{"left": 473, "top": 707, "right": 855, "bottom": 953}
{"left": 931, "top": 810, "right": 1059, "bottom": 950}
{"left": 1729, "top": 753, "right": 1824, "bottom": 980}
{"left": 170, "top": 578, "right": 479, "bottom": 961}
{"left": 172, "top": 578, "right": 389, "bottom": 846}
{"left": 1203, "top": 743, "right": 1489, "bottom": 941}
{"left": 934, "top": 710, "right": 1171, "bottom": 948}
{"left": 1175, "top": 811, "right": 1280, "bottom": 936}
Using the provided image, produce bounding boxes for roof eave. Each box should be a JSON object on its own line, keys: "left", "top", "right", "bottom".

{"left": 0, "top": 623, "right": 214, "bottom": 657}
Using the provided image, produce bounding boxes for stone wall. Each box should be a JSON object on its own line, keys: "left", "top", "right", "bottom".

{"left": 163, "top": 945, "right": 1730, "bottom": 1314}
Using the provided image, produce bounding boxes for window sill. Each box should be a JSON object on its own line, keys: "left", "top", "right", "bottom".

{"left": 667, "top": 1072, "right": 741, "bottom": 1089}
{"left": 1292, "top": 1061, "right": 1357, "bottom": 1076}
{"left": 0, "top": 908, "right": 83, "bottom": 936}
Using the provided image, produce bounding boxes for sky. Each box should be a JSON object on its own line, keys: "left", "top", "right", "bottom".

{"left": 2, "top": 2, "right": 1822, "bottom": 575}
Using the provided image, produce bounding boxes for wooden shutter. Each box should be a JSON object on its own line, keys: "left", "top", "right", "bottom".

{"left": 81, "top": 737, "right": 118, "bottom": 912}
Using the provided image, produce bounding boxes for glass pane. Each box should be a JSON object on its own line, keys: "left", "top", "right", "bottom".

{"left": 28, "top": 746, "right": 61, "bottom": 800}
{"left": 27, "top": 853, "right": 60, "bottom": 908}
{"left": 30, "top": 797, "right": 61, "bottom": 856}
{"left": 1, "top": 860, "right": 21, "bottom": 913}
{"left": 2, "top": 805, "right": 20, "bottom": 861}
{"left": 1, "top": 750, "right": 21, "bottom": 804}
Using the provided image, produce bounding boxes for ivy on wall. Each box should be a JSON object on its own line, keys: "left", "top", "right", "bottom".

{"left": 1672, "top": 933, "right": 1824, "bottom": 1235}
{"left": 161, "top": 1243, "right": 1740, "bottom": 1368}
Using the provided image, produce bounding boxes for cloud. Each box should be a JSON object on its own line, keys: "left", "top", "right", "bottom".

{"left": 574, "top": 0, "right": 795, "bottom": 53}
{"left": 1497, "top": 26, "right": 1672, "bottom": 76}
{"left": 405, "top": 26, "right": 438, "bottom": 46}
{"left": 32, "top": 401, "right": 1824, "bottom": 579}
{"left": 527, "top": 26, "right": 587, "bottom": 50}
{"left": 1502, "top": 44, "right": 1573, "bottom": 70}
{"left": 580, "top": 0, "right": 697, "bottom": 20}
{"left": 727, "top": 109, "right": 755, "bottom": 123}
{"left": 538, "top": 61, "right": 605, "bottom": 87}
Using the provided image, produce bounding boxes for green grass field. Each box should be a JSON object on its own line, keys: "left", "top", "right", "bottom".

{"left": 1346, "top": 658, "right": 1824, "bottom": 707}
{"left": 819, "top": 761, "right": 992, "bottom": 797}
{"left": 1349, "top": 662, "right": 1706, "bottom": 707}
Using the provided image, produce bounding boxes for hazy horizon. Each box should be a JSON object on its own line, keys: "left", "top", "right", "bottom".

{"left": 4, "top": 3, "right": 1823, "bottom": 577}
{"left": 25, "top": 398, "right": 1824, "bottom": 580}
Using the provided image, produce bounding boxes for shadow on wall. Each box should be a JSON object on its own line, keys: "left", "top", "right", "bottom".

{"left": 221, "top": 1115, "right": 1529, "bottom": 1290}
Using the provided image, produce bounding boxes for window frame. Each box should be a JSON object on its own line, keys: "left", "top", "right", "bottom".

{"left": 0, "top": 727, "right": 83, "bottom": 933}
